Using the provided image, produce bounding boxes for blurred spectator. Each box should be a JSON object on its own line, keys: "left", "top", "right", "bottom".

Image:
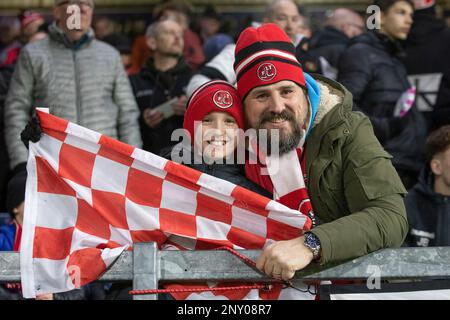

{"left": 129, "top": 33, "right": 152, "bottom": 75}
{"left": 263, "top": 0, "right": 303, "bottom": 43}
{"left": 0, "top": 14, "right": 40, "bottom": 212}
{"left": 186, "top": 43, "right": 235, "bottom": 97}
{"left": 338, "top": 0, "right": 427, "bottom": 189}
{"left": 0, "top": 20, "right": 48, "bottom": 209}
{"left": 297, "top": 14, "right": 312, "bottom": 39}
{"left": 299, "top": 8, "right": 365, "bottom": 80}
{"left": 203, "top": 34, "right": 234, "bottom": 63}
{"left": 154, "top": 0, "right": 205, "bottom": 70}
{"left": 405, "top": 125, "right": 450, "bottom": 247}
{"left": 402, "top": 0, "right": 450, "bottom": 127}
{"left": 129, "top": 20, "right": 192, "bottom": 155}
{"left": 0, "top": 17, "right": 21, "bottom": 66}
{"left": 4, "top": 0, "right": 142, "bottom": 174}
{"left": 293, "top": 14, "right": 312, "bottom": 47}
{"left": 130, "top": 0, "right": 206, "bottom": 74}
{"left": 93, "top": 16, "right": 115, "bottom": 40}
{"left": 28, "top": 22, "right": 50, "bottom": 43}
{"left": 199, "top": 5, "right": 233, "bottom": 62}
{"left": 0, "top": 63, "right": 15, "bottom": 213}
{"left": 186, "top": 0, "right": 304, "bottom": 97}
{"left": 199, "top": 5, "right": 222, "bottom": 42}
{"left": 0, "top": 12, "right": 47, "bottom": 68}
{"left": 0, "top": 170, "right": 27, "bottom": 299}
{"left": 102, "top": 33, "right": 133, "bottom": 74}
{"left": 1, "top": 170, "right": 26, "bottom": 252}
{"left": 18, "top": 11, "right": 45, "bottom": 44}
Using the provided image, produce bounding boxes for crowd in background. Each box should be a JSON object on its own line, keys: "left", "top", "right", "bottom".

{"left": 0, "top": 0, "right": 450, "bottom": 299}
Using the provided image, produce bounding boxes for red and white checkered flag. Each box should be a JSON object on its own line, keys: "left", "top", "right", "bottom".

{"left": 21, "top": 110, "right": 311, "bottom": 299}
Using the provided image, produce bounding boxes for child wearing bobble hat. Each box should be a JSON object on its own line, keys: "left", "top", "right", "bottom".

{"left": 158, "top": 80, "right": 272, "bottom": 300}
{"left": 162, "top": 79, "right": 271, "bottom": 197}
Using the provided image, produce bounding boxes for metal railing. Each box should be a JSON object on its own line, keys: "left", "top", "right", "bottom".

{"left": 1, "top": 243, "right": 450, "bottom": 300}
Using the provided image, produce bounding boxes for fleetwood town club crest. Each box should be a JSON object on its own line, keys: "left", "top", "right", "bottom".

{"left": 257, "top": 63, "right": 277, "bottom": 81}
{"left": 212, "top": 90, "right": 233, "bottom": 109}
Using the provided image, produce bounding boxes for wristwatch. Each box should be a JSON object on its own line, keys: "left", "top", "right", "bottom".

{"left": 304, "top": 232, "right": 322, "bottom": 262}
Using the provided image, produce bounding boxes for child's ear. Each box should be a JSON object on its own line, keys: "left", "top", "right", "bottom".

{"left": 430, "top": 158, "right": 442, "bottom": 176}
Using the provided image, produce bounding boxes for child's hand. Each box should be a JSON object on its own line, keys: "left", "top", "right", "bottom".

{"left": 172, "top": 95, "right": 188, "bottom": 116}
{"left": 143, "top": 108, "right": 164, "bottom": 128}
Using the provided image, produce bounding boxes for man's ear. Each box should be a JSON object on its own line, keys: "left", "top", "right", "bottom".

{"left": 146, "top": 37, "right": 157, "bottom": 51}
{"left": 430, "top": 158, "right": 442, "bottom": 176}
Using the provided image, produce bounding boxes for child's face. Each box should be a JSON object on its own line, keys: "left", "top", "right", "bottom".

{"left": 195, "top": 112, "right": 239, "bottom": 161}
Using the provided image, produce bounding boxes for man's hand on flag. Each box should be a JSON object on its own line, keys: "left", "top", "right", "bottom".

{"left": 256, "top": 236, "right": 313, "bottom": 281}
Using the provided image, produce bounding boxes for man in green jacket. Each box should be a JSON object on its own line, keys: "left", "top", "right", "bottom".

{"left": 235, "top": 23, "right": 408, "bottom": 281}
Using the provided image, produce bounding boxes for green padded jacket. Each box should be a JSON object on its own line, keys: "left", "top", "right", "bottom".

{"left": 306, "top": 75, "right": 408, "bottom": 264}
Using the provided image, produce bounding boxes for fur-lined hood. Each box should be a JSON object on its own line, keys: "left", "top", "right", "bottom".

{"left": 312, "top": 77, "right": 345, "bottom": 128}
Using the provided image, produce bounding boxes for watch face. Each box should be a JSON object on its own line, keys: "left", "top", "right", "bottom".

{"left": 306, "top": 233, "right": 320, "bottom": 249}
{"left": 305, "top": 233, "right": 321, "bottom": 260}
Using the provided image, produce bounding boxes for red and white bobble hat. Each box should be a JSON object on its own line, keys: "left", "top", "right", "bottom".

{"left": 233, "top": 23, "right": 306, "bottom": 101}
{"left": 183, "top": 80, "right": 245, "bottom": 143}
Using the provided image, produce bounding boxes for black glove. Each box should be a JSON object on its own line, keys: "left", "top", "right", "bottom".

{"left": 20, "top": 116, "right": 42, "bottom": 149}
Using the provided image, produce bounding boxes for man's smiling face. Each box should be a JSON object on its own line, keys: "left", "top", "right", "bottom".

{"left": 244, "top": 80, "right": 309, "bottom": 155}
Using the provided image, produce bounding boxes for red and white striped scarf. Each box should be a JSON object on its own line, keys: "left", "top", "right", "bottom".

{"left": 245, "top": 137, "right": 315, "bottom": 225}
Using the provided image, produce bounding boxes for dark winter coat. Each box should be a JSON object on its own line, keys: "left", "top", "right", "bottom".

{"left": 129, "top": 58, "right": 192, "bottom": 155}
{"left": 403, "top": 7, "right": 450, "bottom": 76}
{"left": 404, "top": 166, "right": 450, "bottom": 247}
{"left": 338, "top": 31, "right": 427, "bottom": 173}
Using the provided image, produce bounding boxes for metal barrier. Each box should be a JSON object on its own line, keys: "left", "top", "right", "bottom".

{"left": 1, "top": 243, "right": 450, "bottom": 300}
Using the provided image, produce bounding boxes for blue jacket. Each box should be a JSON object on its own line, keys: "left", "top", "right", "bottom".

{"left": 0, "top": 222, "right": 16, "bottom": 251}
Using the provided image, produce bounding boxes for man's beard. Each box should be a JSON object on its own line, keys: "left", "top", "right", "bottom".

{"left": 255, "top": 109, "right": 303, "bottom": 156}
